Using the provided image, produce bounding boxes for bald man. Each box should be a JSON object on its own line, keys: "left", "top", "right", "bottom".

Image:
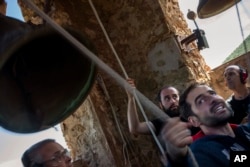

{"left": 224, "top": 65, "right": 250, "bottom": 124}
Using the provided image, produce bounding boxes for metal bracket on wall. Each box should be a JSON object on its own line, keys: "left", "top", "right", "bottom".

{"left": 176, "top": 35, "right": 194, "bottom": 53}
{"left": 176, "top": 29, "right": 209, "bottom": 53}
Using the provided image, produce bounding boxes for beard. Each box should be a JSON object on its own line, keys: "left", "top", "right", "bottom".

{"left": 162, "top": 106, "right": 180, "bottom": 118}
{"left": 198, "top": 102, "right": 234, "bottom": 127}
{"left": 201, "top": 116, "right": 229, "bottom": 127}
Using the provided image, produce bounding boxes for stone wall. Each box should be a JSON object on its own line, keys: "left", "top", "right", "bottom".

{"left": 62, "top": 87, "right": 115, "bottom": 167}
{"left": 16, "top": 0, "right": 211, "bottom": 166}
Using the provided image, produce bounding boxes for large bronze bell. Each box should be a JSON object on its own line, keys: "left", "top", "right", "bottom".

{"left": 0, "top": 14, "right": 97, "bottom": 133}
{"left": 197, "top": 0, "right": 241, "bottom": 18}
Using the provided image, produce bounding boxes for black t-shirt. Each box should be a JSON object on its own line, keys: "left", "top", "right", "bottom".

{"left": 151, "top": 118, "right": 165, "bottom": 136}
{"left": 227, "top": 94, "right": 250, "bottom": 124}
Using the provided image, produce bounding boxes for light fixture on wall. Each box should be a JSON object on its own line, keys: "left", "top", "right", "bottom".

{"left": 179, "top": 10, "right": 209, "bottom": 51}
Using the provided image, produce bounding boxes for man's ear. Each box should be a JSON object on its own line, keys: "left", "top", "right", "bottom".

{"left": 158, "top": 102, "right": 163, "bottom": 110}
{"left": 188, "top": 116, "right": 200, "bottom": 127}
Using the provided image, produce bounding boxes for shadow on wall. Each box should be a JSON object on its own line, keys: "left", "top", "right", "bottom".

{"left": 209, "top": 51, "right": 250, "bottom": 99}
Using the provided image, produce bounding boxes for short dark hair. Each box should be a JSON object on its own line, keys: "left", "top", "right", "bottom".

{"left": 179, "top": 83, "right": 207, "bottom": 121}
{"left": 21, "top": 139, "right": 56, "bottom": 167}
{"left": 156, "top": 85, "right": 179, "bottom": 102}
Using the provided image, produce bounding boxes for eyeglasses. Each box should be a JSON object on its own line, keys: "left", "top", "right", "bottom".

{"left": 41, "top": 149, "right": 70, "bottom": 167}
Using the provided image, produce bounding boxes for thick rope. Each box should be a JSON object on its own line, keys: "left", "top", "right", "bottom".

{"left": 87, "top": 0, "right": 166, "bottom": 159}
{"left": 234, "top": 1, "right": 250, "bottom": 76}
{"left": 88, "top": 1, "right": 132, "bottom": 165}
{"left": 88, "top": 0, "right": 128, "bottom": 79}
{"left": 96, "top": 74, "right": 131, "bottom": 166}
{"left": 22, "top": 0, "right": 198, "bottom": 166}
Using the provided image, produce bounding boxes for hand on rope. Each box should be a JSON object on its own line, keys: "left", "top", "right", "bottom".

{"left": 125, "top": 77, "right": 157, "bottom": 135}
{"left": 161, "top": 117, "right": 194, "bottom": 166}
{"left": 126, "top": 78, "right": 136, "bottom": 100}
{"left": 125, "top": 77, "right": 169, "bottom": 165}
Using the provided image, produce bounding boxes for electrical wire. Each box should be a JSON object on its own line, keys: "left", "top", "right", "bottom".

{"left": 235, "top": 0, "right": 248, "bottom": 53}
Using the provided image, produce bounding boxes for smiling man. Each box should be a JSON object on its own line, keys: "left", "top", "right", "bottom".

{"left": 161, "top": 83, "right": 250, "bottom": 167}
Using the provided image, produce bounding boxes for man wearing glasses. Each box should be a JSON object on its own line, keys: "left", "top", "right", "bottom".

{"left": 21, "top": 139, "right": 72, "bottom": 167}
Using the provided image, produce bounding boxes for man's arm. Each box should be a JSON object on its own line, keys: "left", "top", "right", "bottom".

{"left": 126, "top": 78, "right": 155, "bottom": 135}
{"left": 161, "top": 117, "right": 193, "bottom": 166}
